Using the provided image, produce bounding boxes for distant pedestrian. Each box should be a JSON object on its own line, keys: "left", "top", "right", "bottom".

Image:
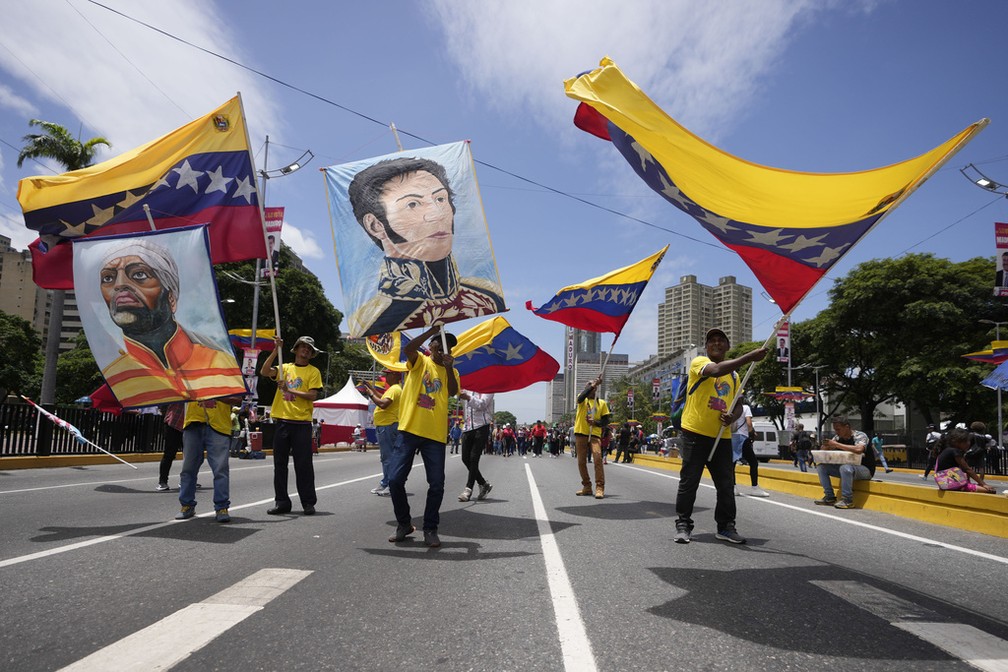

{"left": 871, "top": 432, "right": 894, "bottom": 473}
{"left": 922, "top": 425, "right": 942, "bottom": 479}
{"left": 731, "top": 401, "right": 768, "bottom": 497}
{"left": 791, "top": 423, "right": 814, "bottom": 473}
{"left": 573, "top": 376, "right": 611, "bottom": 499}
{"left": 457, "top": 390, "right": 494, "bottom": 502}
{"left": 449, "top": 421, "right": 462, "bottom": 455}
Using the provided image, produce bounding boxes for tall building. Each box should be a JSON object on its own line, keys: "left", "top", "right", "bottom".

{"left": 657, "top": 275, "right": 752, "bottom": 356}
{"left": 0, "top": 236, "right": 81, "bottom": 353}
{"left": 558, "top": 326, "right": 628, "bottom": 420}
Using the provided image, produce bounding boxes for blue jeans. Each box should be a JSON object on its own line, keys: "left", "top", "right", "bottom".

{"left": 179, "top": 423, "right": 230, "bottom": 511}
{"left": 388, "top": 431, "right": 446, "bottom": 532}
{"left": 375, "top": 423, "right": 401, "bottom": 488}
{"left": 817, "top": 463, "right": 872, "bottom": 501}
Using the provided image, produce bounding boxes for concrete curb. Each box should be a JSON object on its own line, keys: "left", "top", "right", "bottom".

{"left": 632, "top": 454, "right": 1008, "bottom": 539}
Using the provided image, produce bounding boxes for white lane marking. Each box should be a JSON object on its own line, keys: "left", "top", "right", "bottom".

{"left": 524, "top": 463, "right": 598, "bottom": 672}
{"left": 897, "top": 623, "right": 1008, "bottom": 672}
{"left": 0, "top": 472, "right": 382, "bottom": 569}
{"left": 813, "top": 580, "right": 1008, "bottom": 672}
{"left": 620, "top": 463, "right": 1008, "bottom": 566}
{"left": 58, "top": 568, "right": 311, "bottom": 671}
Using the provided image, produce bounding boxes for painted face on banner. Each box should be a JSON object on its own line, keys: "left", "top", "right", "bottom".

{"left": 99, "top": 255, "right": 175, "bottom": 331}
{"left": 369, "top": 170, "right": 454, "bottom": 262}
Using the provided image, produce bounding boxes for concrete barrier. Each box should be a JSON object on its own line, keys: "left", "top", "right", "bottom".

{"left": 632, "top": 454, "right": 1008, "bottom": 539}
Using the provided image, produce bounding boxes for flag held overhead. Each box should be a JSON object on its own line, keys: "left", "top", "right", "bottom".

{"left": 566, "top": 57, "right": 987, "bottom": 314}
{"left": 526, "top": 245, "right": 668, "bottom": 338}
{"left": 453, "top": 316, "right": 559, "bottom": 393}
{"left": 18, "top": 95, "right": 266, "bottom": 289}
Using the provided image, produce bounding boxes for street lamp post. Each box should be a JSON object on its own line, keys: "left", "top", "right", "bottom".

{"left": 979, "top": 319, "right": 1006, "bottom": 449}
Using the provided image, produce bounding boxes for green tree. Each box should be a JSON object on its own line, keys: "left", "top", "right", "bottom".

{"left": 0, "top": 311, "right": 43, "bottom": 399}
{"left": 495, "top": 410, "right": 517, "bottom": 428}
{"left": 216, "top": 249, "right": 349, "bottom": 401}
{"left": 17, "top": 120, "right": 110, "bottom": 170}
{"left": 606, "top": 376, "right": 657, "bottom": 434}
{"left": 18, "top": 119, "right": 110, "bottom": 404}
{"left": 808, "top": 254, "right": 997, "bottom": 434}
{"left": 54, "top": 332, "right": 103, "bottom": 404}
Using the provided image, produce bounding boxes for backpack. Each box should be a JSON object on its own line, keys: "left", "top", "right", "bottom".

{"left": 796, "top": 431, "right": 813, "bottom": 452}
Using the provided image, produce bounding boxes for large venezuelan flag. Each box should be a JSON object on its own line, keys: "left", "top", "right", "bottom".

{"left": 453, "top": 317, "right": 559, "bottom": 393}
{"left": 566, "top": 58, "right": 987, "bottom": 314}
{"left": 526, "top": 245, "right": 667, "bottom": 337}
{"left": 18, "top": 95, "right": 266, "bottom": 289}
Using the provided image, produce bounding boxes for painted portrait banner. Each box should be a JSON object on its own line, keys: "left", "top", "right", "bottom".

{"left": 72, "top": 225, "right": 246, "bottom": 408}
{"left": 323, "top": 141, "right": 507, "bottom": 338}
{"left": 994, "top": 222, "right": 1008, "bottom": 297}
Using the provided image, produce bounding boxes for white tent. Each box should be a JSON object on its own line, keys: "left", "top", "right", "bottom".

{"left": 313, "top": 377, "right": 370, "bottom": 445}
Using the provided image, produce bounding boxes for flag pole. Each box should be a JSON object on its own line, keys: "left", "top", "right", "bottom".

{"left": 21, "top": 396, "right": 137, "bottom": 469}
{"left": 237, "top": 93, "right": 283, "bottom": 371}
{"left": 705, "top": 315, "right": 788, "bottom": 462}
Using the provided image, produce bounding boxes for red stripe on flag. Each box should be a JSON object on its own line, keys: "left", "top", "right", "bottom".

{"left": 573, "top": 103, "right": 612, "bottom": 141}
{"left": 723, "top": 244, "right": 825, "bottom": 314}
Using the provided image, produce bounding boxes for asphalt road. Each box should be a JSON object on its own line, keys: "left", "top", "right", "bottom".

{"left": 1, "top": 450, "right": 1006, "bottom": 671}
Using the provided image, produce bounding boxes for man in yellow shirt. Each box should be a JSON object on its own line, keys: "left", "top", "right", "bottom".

{"left": 261, "top": 335, "right": 324, "bottom": 516}
{"left": 362, "top": 369, "right": 402, "bottom": 496}
{"left": 387, "top": 326, "right": 459, "bottom": 548}
{"left": 573, "top": 376, "right": 610, "bottom": 499}
{"left": 674, "top": 328, "right": 766, "bottom": 545}
{"left": 175, "top": 396, "right": 243, "bottom": 522}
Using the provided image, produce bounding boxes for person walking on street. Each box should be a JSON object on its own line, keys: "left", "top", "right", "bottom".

{"left": 731, "top": 400, "right": 769, "bottom": 497}
{"left": 871, "top": 431, "right": 894, "bottom": 473}
{"left": 386, "top": 326, "right": 459, "bottom": 548}
{"left": 923, "top": 424, "right": 942, "bottom": 479}
{"left": 261, "top": 335, "right": 323, "bottom": 516}
{"left": 674, "top": 327, "right": 767, "bottom": 545}
{"left": 573, "top": 376, "right": 611, "bottom": 499}
{"left": 457, "top": 390, "right": 494, "bottom": 502}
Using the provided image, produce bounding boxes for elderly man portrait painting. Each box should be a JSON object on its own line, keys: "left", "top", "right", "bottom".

{"left": 332, "top": 145, "right": 506, "bottom": 338}
{"left": 88, "top": 235, "right": 244, "bottom": 408}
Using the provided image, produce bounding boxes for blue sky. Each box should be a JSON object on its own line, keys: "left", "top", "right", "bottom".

{"left": 1, "top": 0, "right": 1006, "bottom": 422}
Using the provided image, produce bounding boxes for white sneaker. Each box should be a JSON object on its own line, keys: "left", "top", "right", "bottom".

{"left": 371, "top": 486, "right": 382, "bottom": 494}
{"left": 750, "top": 486, "right": 770, "bottom": 498}
{"left": 375, "top": 486, "right": 389, "bottom": 496}
{"left": 458, "top": 487, "right": 472, "bottom": 502}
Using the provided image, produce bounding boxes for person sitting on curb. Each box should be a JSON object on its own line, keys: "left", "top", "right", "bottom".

{"left": 814, "top": 415, "right": 875, "bottom": 510}
{"left": 932, "top": 427, "right": 997, "bottom": 493}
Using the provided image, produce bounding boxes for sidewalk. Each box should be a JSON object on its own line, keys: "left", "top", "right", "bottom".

{"left": 633, "top": 454, "right": 1008, "bottom": 539}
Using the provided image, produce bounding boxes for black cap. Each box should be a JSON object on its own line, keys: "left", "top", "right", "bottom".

{"left": 705, "top": 327, "right": 729, "bottom": 348}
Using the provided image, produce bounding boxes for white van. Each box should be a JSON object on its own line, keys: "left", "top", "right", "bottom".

{"left": 750, "top": 422, "right": 783, "bottom": 462}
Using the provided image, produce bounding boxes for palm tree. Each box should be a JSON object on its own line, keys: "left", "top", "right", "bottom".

{"left": 17, "top": 119, "right": 109, "bottom": 171}
{"left": 18, "top": 120, "right": 110, "bottom": 403}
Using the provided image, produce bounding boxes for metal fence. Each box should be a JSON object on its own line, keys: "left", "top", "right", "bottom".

{"left": 0, "top": 402, "right": 167, "bottom": 458}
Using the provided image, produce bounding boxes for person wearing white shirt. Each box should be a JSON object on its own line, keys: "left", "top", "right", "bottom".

{"left": 731, "top": 401, "right": 769, "bottom": 497}
{"left": 456, "top": 390, "right": 494, "bottom": 502}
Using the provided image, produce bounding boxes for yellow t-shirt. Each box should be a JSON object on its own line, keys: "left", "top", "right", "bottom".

{"left": 182, "top": 400, "right": 233, "bottom": 436}
{"left": 680, "top": 356, "right": 738, "bottom": 438}
{"left": 270, "top": 362, "right": 323, "bottom": 422}
{"left": 373, "top": 383, "right": 402, "bottom": 427}
{"left": 398, "top": 352, "right": 458, "bottom": 443}
{"left": 574, "top": 397, "right": 610, "bottom": 438}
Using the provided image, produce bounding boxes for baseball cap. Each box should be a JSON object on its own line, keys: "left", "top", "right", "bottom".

{"left": 705, "top": 328, "right": 730, "bottom": 348}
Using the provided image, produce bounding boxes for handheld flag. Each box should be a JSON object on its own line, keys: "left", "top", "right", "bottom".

{"left": 566, "top": 58, "right": 987, "bottom": 314}
{"left": 526, "top": 245, "right": 667, "bottom": 338}
{"left": 963, "top": 340, "right": 1008, "bottom": 365}
{"left": 229, "top": 329, "right": 277, "bottom": 352}
{"left": 19, "top": 95, "right": 266, "bottom": 289}
{"left": 453, "top": 316, "right": 560, "bottom": 393}
{"left": 21, "top": 395, "right": 136, "bottom": 469}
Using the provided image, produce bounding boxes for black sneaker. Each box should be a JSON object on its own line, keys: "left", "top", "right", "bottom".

{"left": 423, "top": 529, "right": 441, "bottom": 548}
{"left": 814, "top": 496, "right": 837, "bottom": 506}
{"left": 388, "top": 524, "right": 415, "bottom": 543}
{"left": 267, "top": 505, "right": 292, "bottom": 515}
{"left": 715, "top": 527, "right": 746, "bottom": 544}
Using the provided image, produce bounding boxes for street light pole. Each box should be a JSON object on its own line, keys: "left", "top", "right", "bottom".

{"left": 979, "top": 319, "right": 1006, "bottom": 449}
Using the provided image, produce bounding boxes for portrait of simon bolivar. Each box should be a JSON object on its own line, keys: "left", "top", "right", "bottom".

{"left": 330, "top": 144, "right": 506, "bottom": 338}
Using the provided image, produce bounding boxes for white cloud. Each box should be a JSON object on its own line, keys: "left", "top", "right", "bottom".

{"left": 0, "top": 0, "right": 281, "bottom": 154}
{"left": 0, "top": 209, "right": 37, "bottom": 251}
{"left": 0, "top": 82, "right": 37, "bottom": 119}
{"left": 281, "top": 221, "right": 324, "bottom": 261}
{"left": 427, "top": 0, "right": 825, "bottom": 141}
